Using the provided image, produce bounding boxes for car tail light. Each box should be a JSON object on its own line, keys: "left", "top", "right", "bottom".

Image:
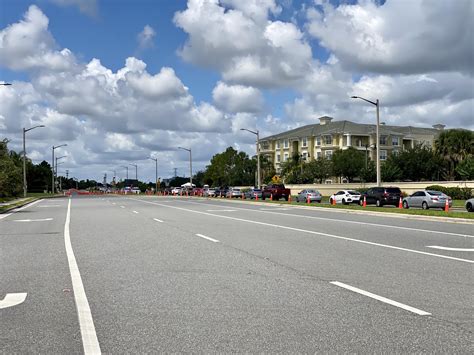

{"left": 383, "top": 192, "right": 389, "bottom": 197}
{"left": 431, "top": 197, "right": 439, "bottom": 201}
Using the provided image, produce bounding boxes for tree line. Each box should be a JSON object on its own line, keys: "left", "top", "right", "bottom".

{"left": 1, "top": 129, "right": 472, "bottom": 197}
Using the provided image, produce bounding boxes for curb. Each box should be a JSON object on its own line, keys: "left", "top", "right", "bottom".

{"left": 149, "top": 195, "right": 474, "bottom": 225}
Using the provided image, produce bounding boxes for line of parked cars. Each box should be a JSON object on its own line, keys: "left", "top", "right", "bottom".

{"left": 166, "top": 184, "right": 472, "bottom": 212}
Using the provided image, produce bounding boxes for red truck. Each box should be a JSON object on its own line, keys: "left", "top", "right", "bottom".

{"left": 262, "top": 184, "right": 291, "bottom": 201}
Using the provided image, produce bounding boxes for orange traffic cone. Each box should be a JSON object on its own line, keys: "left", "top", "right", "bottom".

{"left": 398, "top": 197, "right": 403, "bottom": 209}
{"left": 363, "top": 196, "right": 367, "bottom": 208}
{"left": 444, "top": 198, "right": 449, "bottom": 212}
{"left": 270, "top": 193, "right": 273, "bottom": 201}
{"left": 332, "top": 197, "right": 336, "bottom": 206}
{"left": 255, "top": 194, "right": 258, "bottom": 201}
{"left": 288, "top": 195, "right": 291, "bottom": 203}
{"left": 307, "top": 195, "right": 310, "bottom": 204}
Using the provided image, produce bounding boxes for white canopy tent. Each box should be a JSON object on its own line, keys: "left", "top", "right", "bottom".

{"left": 181, "top": 182, "right": 196, "bottom": 188}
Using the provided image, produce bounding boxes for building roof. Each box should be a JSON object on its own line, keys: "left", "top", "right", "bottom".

{"left": 261, "top": 118, "right": 443, "bottom": 141}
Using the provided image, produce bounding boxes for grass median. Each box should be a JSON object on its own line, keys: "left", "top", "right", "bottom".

{"left": 0, "top": 193, "right": 61, "bottom": 213}
{"left": 217, "top": 196, "right": 473, "bottom": 220}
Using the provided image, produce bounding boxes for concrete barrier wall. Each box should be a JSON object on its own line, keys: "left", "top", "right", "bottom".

{"left": 285, "top": 181, "right": 474, "bottom": 196}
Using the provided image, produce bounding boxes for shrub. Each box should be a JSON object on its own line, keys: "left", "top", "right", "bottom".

{"left": 425, "top": 185, "right": 473, "bottom": 199}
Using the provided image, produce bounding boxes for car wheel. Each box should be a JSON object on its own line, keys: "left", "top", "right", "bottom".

{"left": 422, "top": 201, "right": 429, "bottom": 210}
{"left": 467, "top": 202, "right": 473, "bottom": 212}
{"left": 376, "top": 199, "right": 382, "bottom": 207}
{"left": 403, "top": 201, "right": 409, "bottom": 209}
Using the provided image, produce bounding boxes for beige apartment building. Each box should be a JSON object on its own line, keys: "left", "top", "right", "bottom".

{"left": 260, "top": 116, "right": 445, "bottom": 174}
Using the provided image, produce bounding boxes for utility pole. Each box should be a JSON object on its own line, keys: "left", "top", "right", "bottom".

{"left": 173, "top": 168, "right": 178, "bottom": 178}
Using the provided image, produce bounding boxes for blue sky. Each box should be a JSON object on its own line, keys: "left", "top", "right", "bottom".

{"left": 0, "top": 0, "right": 472, "bottom": 181}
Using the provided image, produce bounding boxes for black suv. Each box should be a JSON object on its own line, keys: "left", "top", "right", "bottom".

{"left": 360, "top": 187, "right": 402, "bottom": 207}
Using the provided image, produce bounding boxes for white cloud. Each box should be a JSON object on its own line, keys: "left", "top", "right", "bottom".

{"left": 212, "top": 81, "right": 263, "bottom": 113}
{"left": 137, "top": 25, "right": 156, "bottom": 50}
{"left": 174, "top": 0, "right": 313, "bottom": 88}
{"left": 0, "top": 5, "right": 76, "bottom": 72}
{"left": 306, "top": 0, "right": 474, "bottom": 74}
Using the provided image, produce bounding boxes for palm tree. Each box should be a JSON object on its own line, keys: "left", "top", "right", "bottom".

{"left": 435, "top": 129, "right": 474, "bottom": 180}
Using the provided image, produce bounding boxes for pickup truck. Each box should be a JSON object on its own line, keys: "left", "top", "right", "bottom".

{"left": 262, "top": 184, "right": 291, "bottom": 201}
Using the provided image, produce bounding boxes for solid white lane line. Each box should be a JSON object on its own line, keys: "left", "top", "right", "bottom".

{"left": 132, "top": 210, "right": 139, "bottom": 214}
{"left": 206, "top": 209, "right": 236, "bottom": 212}
{"left": 330, "top": 281, "right": 431, "bottom": 316}
{"left": 153, "top": 218, "right": 164, "bottom": 223}
{"left": 132, "top": 198, "right": 474, "bottom": 264}
{"left": 13, "top": 218, "right": 53, "bottom": 222}
{"left": 39, "top": 205, "right": 61, "bottom": 208}
{"left": 112, "top": 202, "right": 116, "bottom": 205}
{"left": 196, "top": 233, "right": 219, "bottom": 243}
{"left": 64, "top": 198, "right": 101, "bottom": 354}
{"left": 259, "top": 208, "right": 290, "bottom": 211}
{"left": 120, "top": 206, "right": 125, "bottom": 208}
{"left": 176, "top": 200, "right": 474, "bottom": 238}
{"left": 0, "top": 293, "right": 27, "bottom": 309}
{"left": 427, "top": 246, "right": 474, "bottom": 252}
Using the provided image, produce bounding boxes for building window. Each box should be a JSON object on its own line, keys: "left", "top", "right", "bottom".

{"left": 380, "top": 136, "right": 387, "bottom": 145}
{"left": 302, "top": 151, "right": 308, "bottom": 160}
{"left": 283, "top": 139, "right": 289, "bottom": 148}
{"left": 316, "top": 136, "right": 321, "bottom": 146}
{"left": 357, "top": 139, "right": 362, "bottom": 147}
{"left": 275, "top": 141, "right": 280, "bottom": 149}
{"left": 261, "top": 142, "right": 269, "bottom": 150}
{"left": 283, "top": 152, "right": 289, "bottom": 161}
{"left": 392, "top": 137, "right": 399, "bottom": 146}
{"left": 380, "top": 150, "right": 387, "bottom": 161}
{"left": 302, "top": 137, "right": 307, "bottom": 147}
{"left": 324, "top": 135, "right": 332, "bottom": 145}
{"left": 317, "top": 151, "right": 322, "bottom": 159}
{"left": 276, "top": 154, "right": 281, "bottom": 162}
{"left": 325, "top": 150, "right": 333, "bottom": 159}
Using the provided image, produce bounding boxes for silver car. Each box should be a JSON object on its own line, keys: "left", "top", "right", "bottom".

{"left": 296, "top": 189, "right": 322, "bottom": 203}
{"left": 244, "top": 188, "right": 263, "bottom": 199}
{"left": 403, "top": 190, "right": 452, "bottom": 210}
{"left": 226, "top": 187, "right": 242, "bottom": 198}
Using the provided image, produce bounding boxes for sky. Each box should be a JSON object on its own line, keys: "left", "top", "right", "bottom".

{"left": 0, "top": 0, "right": 473, "bottom": 182}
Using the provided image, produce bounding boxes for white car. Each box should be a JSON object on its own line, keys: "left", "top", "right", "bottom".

{"left": 131, "top": 187, "right": 140, "bottom": 194}
{"left": 171, "top": 187, "right": 182, "bottom": 194}
{"left": 329, "top": 190, "right": 361, "bottom": 205}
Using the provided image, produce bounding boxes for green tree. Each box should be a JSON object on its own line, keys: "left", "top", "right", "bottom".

{"left": 280, "top": 152, "right": 303, "bottom": 184}
{"left": 301, "top": 158, "right": 333, "bottom": 183}
{"left": 331, "top": 147, "right": 365, "bottom": 182}
{"left": 435, "top": 129, "right": 474, "bottom": 180}
{"left": 204, "top": 147, "right": 255, "bottom": 187}
{"left": 455, "top": 156, "right": 474, "bottom": 180}
{"left": 0, "top": 139, "right": 22, "bottom": 197}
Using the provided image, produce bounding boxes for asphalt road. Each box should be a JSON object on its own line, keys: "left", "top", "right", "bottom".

{"left": 1, "top": 195, "right": 473, "bottom": 353}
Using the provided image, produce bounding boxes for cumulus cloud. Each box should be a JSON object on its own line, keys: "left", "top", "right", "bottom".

{"left": 137, "top": 25, "right": 156, "bottom": 50}
{"left": 306, "top": 0, "right": 474, "bottom": 75}
{"left": 212, "top": 81, "right": 263, "bottom": 113}
{"left": 174, "top": 0, "right": 313, "bottom": 88}
{"left": 0, "top": 5, "right": 76, "bottom": 72}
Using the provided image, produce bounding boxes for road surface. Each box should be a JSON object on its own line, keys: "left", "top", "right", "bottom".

{"left": 1, "top": 195, "right": 472, "bottom": 353}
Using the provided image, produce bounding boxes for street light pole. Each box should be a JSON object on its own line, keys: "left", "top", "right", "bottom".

{"left": 122, "top": 166, "right": 129, "bottom": 180}
{"left": 129, "top": 163, "right": 138, "bottom": 180}
{"left": 178, "top": 147, "right": 192, "bottom": 188}
{"left": 22, "top": 125, "right": 45, "bottom": 197}
{"left": 51, "top": 144, "right": 67, "bottom": 194}
{"left": 150, "top": 157, "right": 158, "bottom": 194}
{"left": 55, "top": 156, "right": 66, "bottom": 192}
{"left": 351, "top": 96, "right": 381, "bottom": 187}
{"left": 240, "top": 128, "right": 260, "bottom": 188}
